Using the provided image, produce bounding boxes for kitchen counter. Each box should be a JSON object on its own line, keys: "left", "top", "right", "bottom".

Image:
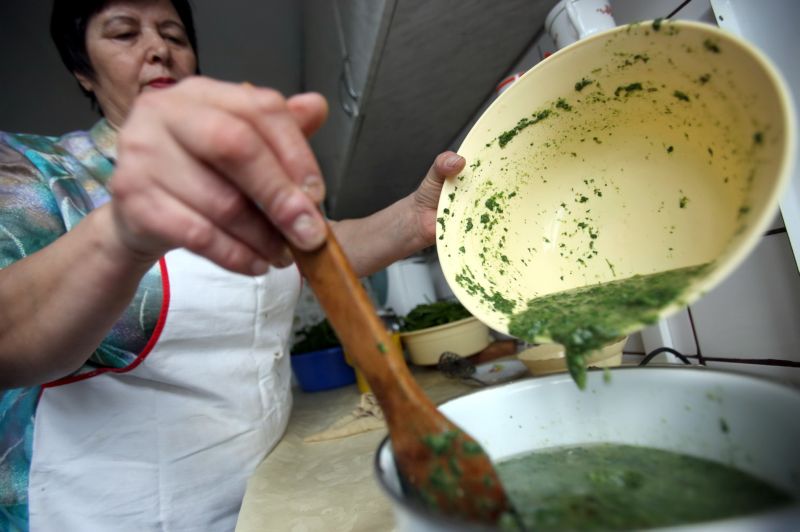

{"left": 235, "top": 368, "right": 476, "bottom": 532}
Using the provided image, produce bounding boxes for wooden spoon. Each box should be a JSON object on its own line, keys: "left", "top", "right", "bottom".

{"left": 290, "top": 225, "right": 513, "bottom": 525}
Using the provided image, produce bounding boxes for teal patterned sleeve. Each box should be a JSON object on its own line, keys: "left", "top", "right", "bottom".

{"left": 0, "top": 125, "right": 166, "bottom": 526}
{"left": 0, "top": 141, "right": 66, "bottom": 267}
{"left": 0, "top": 125, "right": 163, "bottom": 372}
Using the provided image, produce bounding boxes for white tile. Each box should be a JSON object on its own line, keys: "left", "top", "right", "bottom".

{"left": 671, "top": 0, "right": 717, "bottom": 24}
{"left": 609, "top": 0, "right": 684, "bottom": 24}
{"left": 769, "top": 210, "right": 786, "bottom": 232}
{"left": 689, "top": 233, "right": 800, "bottom": 360}
{"left": 703, "top": 361, "right": 800, "bottom": 389}
{"left": 623, "top": 332, "right": 645, "bottom": 354}
{"left": 667, "top": 308, "right": 700, "bottom": 355}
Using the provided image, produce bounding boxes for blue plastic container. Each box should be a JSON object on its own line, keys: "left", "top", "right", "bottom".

{"left": 290, "top": 346, "right": 356, "bottom": 392}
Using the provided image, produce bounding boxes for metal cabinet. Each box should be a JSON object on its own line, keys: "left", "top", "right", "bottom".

{"left": 304, "top": 0, "right": 557, "bottom": 219}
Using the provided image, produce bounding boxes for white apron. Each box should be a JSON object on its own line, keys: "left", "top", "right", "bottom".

{"left": 27, "top": 248, "right": 301, "bottom": 531}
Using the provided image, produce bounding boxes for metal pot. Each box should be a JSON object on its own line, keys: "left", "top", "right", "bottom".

{"left": 375, "top": 367, "right": 800, "bottom": 531}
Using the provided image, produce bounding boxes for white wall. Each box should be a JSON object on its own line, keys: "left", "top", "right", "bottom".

{"left": 609, "top": 0, "right": 800, "bottom": 386}
{"left": 0, "top": 1, "right": 303, "bottom": 136}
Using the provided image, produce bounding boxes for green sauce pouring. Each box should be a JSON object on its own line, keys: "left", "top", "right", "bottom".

{"left": 507, "top": 263, "right": 710, "bottom": 388}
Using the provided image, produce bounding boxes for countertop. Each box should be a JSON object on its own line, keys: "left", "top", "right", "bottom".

{"left": 234, "top": 368, "right": 476, "bottom": 532}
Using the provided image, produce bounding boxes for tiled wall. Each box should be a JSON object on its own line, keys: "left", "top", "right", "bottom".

{"left": 615, "top": 0, "right": 800, "bottom": 386}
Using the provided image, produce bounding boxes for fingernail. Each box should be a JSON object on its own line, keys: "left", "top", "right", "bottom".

{"left": 446, "top": 154, "right": 464, "bottom": 169}
{"left": 251, "top": 258, "right": 270, "bottom": 275}
{"left": 292, "top": 213, "right": 326, "bottom": 248}
{"left": 301, "top": 175, "right": 325, "bottom": 204}
{"left": 274, "top": 247, "right": 294, "bottom": 268}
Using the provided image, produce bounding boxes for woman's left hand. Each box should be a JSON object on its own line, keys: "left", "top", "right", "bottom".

{"left": 410, "top": 151, "right": 466, "bottom": 246}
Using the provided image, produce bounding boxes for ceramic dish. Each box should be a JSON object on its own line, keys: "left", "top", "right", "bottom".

{"left": 436, "top": 20, "right": 795, "bottom": 336}
{"left": 400, "top": 316, "right": 491, "bottom": 366}
{"left": 517, "top": 336, "right": 626, "bottom": 376}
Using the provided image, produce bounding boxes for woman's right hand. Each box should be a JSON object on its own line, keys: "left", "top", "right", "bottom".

{"left": 106, "top": 77, "right": 329, "bottom": 275}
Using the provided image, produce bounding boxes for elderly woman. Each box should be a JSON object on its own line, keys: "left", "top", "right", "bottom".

{"left": 0, "top": 0, "right": 464, "bottom": 529}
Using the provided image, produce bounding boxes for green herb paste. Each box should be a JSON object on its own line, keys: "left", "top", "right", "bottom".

{"left": 507, "top": 264, "right": 709, "bottom": 388}
{"left": 496, "top": 444, "right": 792, "bottom": 531}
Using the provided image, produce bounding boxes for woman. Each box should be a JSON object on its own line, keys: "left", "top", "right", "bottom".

{"left": 0, "top": 0, "right": 465, "bottom": 530}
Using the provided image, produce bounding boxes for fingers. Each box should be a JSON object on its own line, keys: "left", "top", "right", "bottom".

{"left": 159, "top": 101, "right": 327, "bottom": 250}
{"left": 176, "top": 78, "right": 324, "bottom": 189}
{"left": 109, "top": 77, "right": 333, "bottom": 274}
{"left": 286, "top": 92, "right": 329, "bottom": 138}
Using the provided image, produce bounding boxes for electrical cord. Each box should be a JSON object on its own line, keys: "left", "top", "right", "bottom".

{"left": 639, "top": 347, "right": 693, "bottom": 366}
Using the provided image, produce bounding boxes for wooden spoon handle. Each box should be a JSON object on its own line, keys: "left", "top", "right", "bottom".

{"left": 290, "top": 224, "right": 514, "bottom": 525}
{"left": 289, "top": 225, "right": 425, "bottom": 420}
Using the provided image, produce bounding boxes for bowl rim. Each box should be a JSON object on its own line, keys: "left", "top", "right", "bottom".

{"left": 398, "top": 315, "right": 483, "bottom": 338}
{"left": 373, "top": 365, "right": 800, "bottom": 529}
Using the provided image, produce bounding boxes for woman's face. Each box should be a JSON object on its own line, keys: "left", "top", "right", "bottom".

{"left": 77, "top": 0, "right": 197, "bottom": 127}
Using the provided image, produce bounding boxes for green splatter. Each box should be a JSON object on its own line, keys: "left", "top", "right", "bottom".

{"left": 463, "top": 440, "right": 484, "bottom": 455}
{"left": 422, "top": 430, "right": 460, "bottom": 456}
{"left": 673, "top": 90, "right": 690, "bottom": 102}
{"left": 498, "top": 109, "right": 551, "bottom": 148}
{"left": 615, "top": 82, "right": 643, "bottom": 97}
{"left": 507, "top": 264, "right": 710, "bottom": 388}
{"left": 704, "top": 39, "right": 721, "bottom": 53}
{"left": 575, "top": 78, "right": 593, "bottom": 92}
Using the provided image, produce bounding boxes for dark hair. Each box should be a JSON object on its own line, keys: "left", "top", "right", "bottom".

{"left": 50, "top": 0, "right": 200, "bottom": 111}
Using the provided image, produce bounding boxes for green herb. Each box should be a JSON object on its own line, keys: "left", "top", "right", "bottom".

{"left": 679, "top": 196, "right": 689, "bottom": 208}
{"left": 673, "top": 90, "right": 690, "bottom": 101}
{"left": 463, "top": 440, "right": 484, "bottom": 455}
{"left": 615, "top": 82, "right": 643, "bottom": 97}
{"left": 652, "top": 18, "right": 663, "bottom": 31}
{"left": 507, "top": 264, "right": 710, "bottom": 388}
{"left": 422, "top": 430, "right": 459, "bottom": 455}
{"left": 754, "top": 131, "right": 764, "bottom": 145}
{"left": 498, "top": 109, "right": 551, "bottom": 148}
{"left": 698, "top": 73, "right": 711, "bottom": 84}
{"left": 377, "top": 342, "right": 388, "bottom": 354}
{"left": 401, "top": 300, "right": 472, "bottom": 332}
{"left": 291, "top": 319, "right": 339, "bottom": 354}
{"left": 575, "top": 78, "right": 593, "bottom": 92}
{"left": 556, "top": 98, "right": 572, "bottom": 111}
{"left": 667, "top": 145, "right": 674, "bottom": 153}
{"left": 704, "top": 39, "right": 721, "bottom": 53}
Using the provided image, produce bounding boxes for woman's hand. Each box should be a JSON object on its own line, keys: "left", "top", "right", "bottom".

{"left": 410, "top": 151, "right": 466, "bottom": 246}
{"left": 107, "top": 77, "right": 329, "bottom": 275}
{"left": 329, "top": 151, "right": 466, "bottom": 277}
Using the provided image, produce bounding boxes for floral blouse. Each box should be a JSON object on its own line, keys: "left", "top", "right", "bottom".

{"left": 0, "top": 120, "right": 163, "bottom": 530}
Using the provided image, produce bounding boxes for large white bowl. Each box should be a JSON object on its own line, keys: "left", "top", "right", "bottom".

{"left": 436, "top": 19, "right": 796, "bottom": 337}
{"left": 375, "top": 367, "right": 800, "bottom": 531}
